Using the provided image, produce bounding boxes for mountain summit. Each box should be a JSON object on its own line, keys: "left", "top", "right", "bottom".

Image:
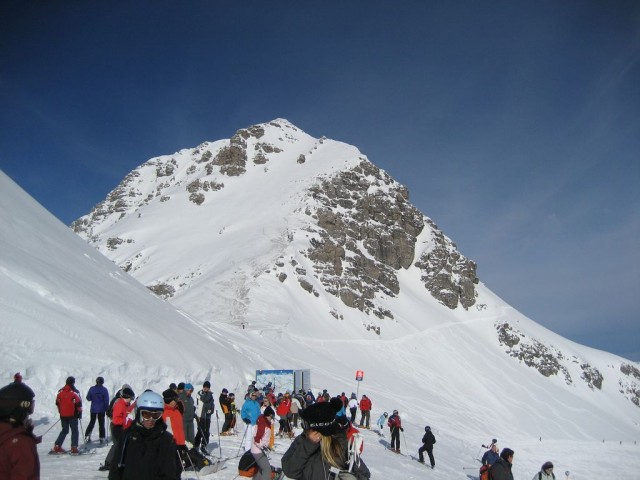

{"left": 72, "top": 119, "right": 478, "bottom": 330}
{"left": 71, "top": 119, "right": 640, "bottom": 418}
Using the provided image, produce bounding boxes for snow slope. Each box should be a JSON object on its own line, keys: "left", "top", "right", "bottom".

{"left": 1, "top": 157, "right": 639, "bottom": 479}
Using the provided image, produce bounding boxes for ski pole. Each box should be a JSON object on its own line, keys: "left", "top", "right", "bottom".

{"left": 37, "top": 418, "right": 61, "bottom": 438}
{"left": 401, "top": 429, "right": 409, "bottom": 454}
{"left": 236, "top": 424, "right": 249, "bottom": 457}
{"left": 215, "top": 410, "right": 222, "bottom": 458}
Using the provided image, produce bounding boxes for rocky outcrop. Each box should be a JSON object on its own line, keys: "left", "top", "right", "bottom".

{"left": 299, "top": 159, "right": 478, "bottom": 317}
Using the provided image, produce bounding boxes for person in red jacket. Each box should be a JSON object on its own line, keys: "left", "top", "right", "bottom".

{"left": 100, "top": 387, "right": 135, "bottom": 471}
{"left": 358, "top": 394, "right": 372, "bottom": 429}
{"left": 51, "top": 376, "right": 82, "bottom": 454}
{"left": 0, "top": 382, "right": 40, "bottom": 479}
{"left": 387, "top": 409, "right": 403, "bottom": 453}
{"left": 276, "top": 392, "right": 293, "bottom": 438}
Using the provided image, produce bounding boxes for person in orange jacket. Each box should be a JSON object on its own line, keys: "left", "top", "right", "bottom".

{"left": 51, "top": 376, "right": 83, "bottom": 454}
{"left": 162, "top": 388, "right": 186, "bottom": 448}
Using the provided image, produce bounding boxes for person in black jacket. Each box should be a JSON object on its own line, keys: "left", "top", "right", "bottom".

{"left": 194, "top": 381, "right": 215, "bottom": 453}
{"left": 282, "top": 397, "right": 370, "bottom": 480}
{"left": 418, "top": 425, "right": 436, "bottom": 468}
{"left": 109, "top": 390, "right": 177, "bottom": 480}
{"left": 490, "top": 447, "right": 514, "bottom": 480}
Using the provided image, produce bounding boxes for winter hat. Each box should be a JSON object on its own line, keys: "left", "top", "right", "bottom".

{"left": 177, "top": 382, "right": 185, "bottom": 390}
{"left": 0, "top": 382, "right": 35, "bottom": 421}
{"left": 541, "top": 461, "right": 554, "bottom": 471}
{"left": 383, "top": 412, "right": 388, "bottom": 417}
{"left": 163, "top": 388, "right": 178, "bottom": 403}
{"left": 203, "top": 381, "right": 211, "bottom": 388}
{"left": 228, "top": 392, "right": 235, "bottom": 398}
{"left": 66, "top": 376, "right": 75, "bottom": 386}
{"left": 300, "top": 397, "right": 343, "bottom": 436}
{"left": 169, "top": 383, "right": 177, "bottom": 390}
{"left": 392, "top": 409, "right": 398, "bottom": 415}
{"left": 96, "top": 377, "right": 104, "bottom": 385}
{"left": 222, "top": 388, "right": 228, "bottom": 394}
{"left": 500, "top": 448, "right": 514, "bottom": 460}
{"left": 13, "top": 372, "right": 22, "bottom": 383}
{"left": 263, "top": 406, "right": 275, "bottom": 417}
{"left": 185, "top": 383, "right": 194, "bottom": 391}
{"left": 121, "top": 387, "right": 135, "bottom": 399}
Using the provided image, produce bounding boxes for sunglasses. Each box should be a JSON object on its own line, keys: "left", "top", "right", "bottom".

{"left": 140, "top": 410, "right": 163, "bottom": 421}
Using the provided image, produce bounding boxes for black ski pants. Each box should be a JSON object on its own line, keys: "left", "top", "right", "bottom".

{"left": 418, "top": 444, "right": 435, "bottom": 466}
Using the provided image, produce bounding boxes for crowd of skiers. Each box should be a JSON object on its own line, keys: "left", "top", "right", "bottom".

{"left": 0, "top": 372, "right": 556, "bottom": 480}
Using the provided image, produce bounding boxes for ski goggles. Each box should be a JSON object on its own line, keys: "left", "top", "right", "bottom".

{"left": 140, "top": 410, "right": 163, "bottom": 421}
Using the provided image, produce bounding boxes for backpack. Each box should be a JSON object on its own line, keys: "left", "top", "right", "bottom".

{"left": 479, "top": 464, "right": 491, "bottom": 480}
{"left": 238, "top": 450, "right": 258, "bottom": 477}
{"left": 105, "top": 396, "right": 118, "bottom": 419}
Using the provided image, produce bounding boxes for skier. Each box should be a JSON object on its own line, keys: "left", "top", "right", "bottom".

{"left": 161, "top": 388, "right": 186, "bottom": 451}
{"left": 179, "top": 383, "right": 196, "bottom": 445}
{"left": 376, "top": 411, "right": 388, "bottom": 432}
{"left": 240, "top": 390, "right": 261, "bottom": 451}
{"left": 100, "top": 386, "right": 135, "bottom": 471}
{"left": 251, "top": 406, "right": 275, "bottom": 480}
{"left": 219, "top": 388, "right": 232, "bottom": 434}
{"left": 0, "top": 381, "right": 40, "bottom": 479}
{"left": 358, "top": 394, "right": 372, "bottom": 428}
{"left": 490, "top": 448, "right": 515, "bottom": 480}
{"left": 276, "top": 391, "right": 292, "bottom": 438}
{"left": 417, "top": 425, "right": 436, "bottom": 468}
{"left": 532, "top": 461, "right": 555, "bottom": 480}
{"left": 387, "top": 409, "right": 403, "bottom": 453}
{"left": 51, "top": 376, "right": 83, "bottom": 454}
{"left": 194, "top": 381, "right": 214, "bottom": 453}
{"left": 108, "top": 390, "right": 177, "bottom": 480}
{"left": 348, "top": 393, "right": 359, "bottom": 423}
{"left": 84, "top": 376, "right": 109, "bottom": 444}
{"left": 282, "top": 397, "right": 370, "bottom": 479}
{"left": 482, "top": 443, "right": 500, "bottom": 465}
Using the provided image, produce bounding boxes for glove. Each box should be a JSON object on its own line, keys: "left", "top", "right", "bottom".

{"left": 76, "top": 411, "right": 83, "bottom": 419}
{"left": 243, "top": 417, "right": 250, "bottom": 425}
{"left": 400, "top": 428, "right": 404, "bottom": 432}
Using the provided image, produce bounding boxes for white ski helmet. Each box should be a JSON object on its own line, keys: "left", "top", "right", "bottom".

{"left": 136, "top": 390, "right": 164, "bottom": 412}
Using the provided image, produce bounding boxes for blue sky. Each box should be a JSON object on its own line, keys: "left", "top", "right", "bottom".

{"left": 1, "top": 1, "right": 638, "bottom": 360}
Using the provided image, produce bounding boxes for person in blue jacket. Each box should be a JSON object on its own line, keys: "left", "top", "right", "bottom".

{"left": 481, "top": 443, "right": 500, "bottom": 466}
{"left": 240, "top": 390, "right": 261, "bottom": 451}
{"left": 85, "top": 376, "right": 110, "bottom": 444}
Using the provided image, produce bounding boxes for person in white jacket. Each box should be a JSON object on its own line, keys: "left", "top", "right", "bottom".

{"left": 532, "top": 461, "right": 555, "bottom": 480}
{"left": 251, "top": 406, "right": 274, "bottom": 480}
{"left": 347, "top": 394, "right": 359, "bottom": 423}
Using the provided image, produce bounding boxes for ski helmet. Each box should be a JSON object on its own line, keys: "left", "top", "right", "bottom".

{"left": 0, "top": 382, "right": 35, "bottom": 422}
{"left": 425, "top": 426, "right": 431, "bottom": 432}
{"left": 383, "top": 412, "right": 388, "bottom": 417}
{"left": 393, "top": 409, "right": 398, "bottom": 415}
{"left": 65, "top": 376, "right": 75, "bottom": 386}
{"left": 136, "top": 390, "right": 164, "bottom": 412}
{"left": 136, "top": 390, "right": 164, "bottom": 424}
{"left": 96, "top": 377, "right": 104, "bottom": 385}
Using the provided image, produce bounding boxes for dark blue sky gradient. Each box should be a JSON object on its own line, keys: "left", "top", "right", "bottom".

{"left": 1, "top": 1, "right": 638, "bottom": 359}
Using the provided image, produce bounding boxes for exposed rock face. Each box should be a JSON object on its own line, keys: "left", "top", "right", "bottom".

{"left": 415, "top": 228, "right": 478, "bottom": 310}
{"left": 620, "top": 363, "right": 640, "bottom": 407}
{"left": 302, "top": 159, "right": 478, "bottom": 316}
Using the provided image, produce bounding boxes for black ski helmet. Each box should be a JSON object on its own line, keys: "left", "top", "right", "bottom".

{"left": 425, "top": 426, "right": 431, "bottom": 432}
{"left": 0, "top": 382, "right": 35, "bottom": 422}
{"left": 96, "top": 376, "right": 104, "bottom": 385}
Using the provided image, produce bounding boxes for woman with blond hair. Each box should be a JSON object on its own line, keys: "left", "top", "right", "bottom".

{"left": 282, "top": 398, "right": 370, "bottom": 480}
